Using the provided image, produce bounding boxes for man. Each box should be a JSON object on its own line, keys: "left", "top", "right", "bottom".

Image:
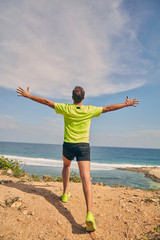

{"left": 16, "top": 86, "right": 139, "bottom": 232}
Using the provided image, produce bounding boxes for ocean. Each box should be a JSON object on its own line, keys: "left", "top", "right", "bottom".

{"left": 0, "top": 141, "right": 160, "bottom": 190}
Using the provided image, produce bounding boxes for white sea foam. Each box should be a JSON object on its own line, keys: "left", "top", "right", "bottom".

{"left": 2, "top": 155, "right": 158, "bottom": 171}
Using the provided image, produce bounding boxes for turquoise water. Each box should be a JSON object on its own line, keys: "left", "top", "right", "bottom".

{"left": 0, "top": 141, "right": 160, "bottom": 189}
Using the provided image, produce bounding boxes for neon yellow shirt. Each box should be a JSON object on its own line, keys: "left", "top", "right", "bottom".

{"left": 55, "top": 103, "right": 102, "bottom": 143}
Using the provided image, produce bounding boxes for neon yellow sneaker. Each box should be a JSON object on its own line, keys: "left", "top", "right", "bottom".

{"left": 61, "top": 192, "right": 70, "bottom": 203}
{"left": 85, "top": 212, "right": 96, "bottom": 232}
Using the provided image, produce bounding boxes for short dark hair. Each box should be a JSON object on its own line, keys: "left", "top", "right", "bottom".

{"left": 72, "top": 86, "right": 85, "bottom": 103}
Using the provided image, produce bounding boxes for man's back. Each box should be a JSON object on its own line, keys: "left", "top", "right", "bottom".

{"left": 55, "top": 103, "right": 102, "bottom": 143}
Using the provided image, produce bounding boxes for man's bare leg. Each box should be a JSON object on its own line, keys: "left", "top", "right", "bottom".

{"left": 77, "top": 161, "right": 92, "bottom": 212}
{"left": 62, "top": 155, "right": 71, "bottom": 194}
{"left": 78, "top": 161, "right": 96, "bottom": 231}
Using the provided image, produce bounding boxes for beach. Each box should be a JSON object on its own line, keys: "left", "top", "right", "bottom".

{"left": 0, "top": 168, "right": 160, "bottom": 240}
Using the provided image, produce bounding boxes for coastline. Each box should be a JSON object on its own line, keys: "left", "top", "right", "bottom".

{"left": 119, "top": 166, "right": 160, "bottom": 183}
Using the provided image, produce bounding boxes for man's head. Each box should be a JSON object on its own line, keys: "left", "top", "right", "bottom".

{"left": 72, "top": 86, "right": 85, "bottom": 104}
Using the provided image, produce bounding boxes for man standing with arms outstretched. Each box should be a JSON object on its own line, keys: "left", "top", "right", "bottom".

{"left": 16, "top": 86, "right": 139, "bottom": 232}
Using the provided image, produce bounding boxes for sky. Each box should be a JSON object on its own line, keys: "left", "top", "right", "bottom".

{"left": 0, "top": 0, "right": 160, "bottom": 149}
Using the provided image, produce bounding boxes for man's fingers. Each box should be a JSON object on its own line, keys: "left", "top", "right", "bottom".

{"left": 134, "top": 101, "right": 139, "bottom": 104}
{"left": 16, "top": 87, "right": 22, "bottom": 91}
{"left": 132, "top": 99, "right": 139, "bottom": 107}
{"left": 16, "top": 86, "right": 29, "bottom": 98}
{"left": 133, "top": 98, "right": 139, "bottom": 104}
{"left": 18, "top": 87, "right": 24, "bottom": 91}
{"left": 16, "top": 89, "right": 22, "bottom": 94}
{"left": 16, "top": 87, "right": 24, "bottom": 96}
{"left": 17, "top": 92, "right": 22, "bottom": 96}
{"left": 16, "top": 87, "right": 22, "bottom": 92}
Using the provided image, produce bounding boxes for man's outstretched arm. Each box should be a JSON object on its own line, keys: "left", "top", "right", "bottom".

{"left": 102, "top": 96, "right": 139, "bottom": 113}
{"left": 16, "top": 87, "right": 55, "bottom": 109}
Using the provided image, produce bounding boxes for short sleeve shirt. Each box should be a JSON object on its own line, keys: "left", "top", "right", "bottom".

{"left": 54, "top": 103, "right": 102, "bottom": 143}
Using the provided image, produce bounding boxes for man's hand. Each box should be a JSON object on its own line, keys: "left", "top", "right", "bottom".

{"left": 102, "top": 96, "right": 139, "bottom": 113}
{"left": 125, "top": 96, "right": 139, "bottom": 107}
{"left": 16, "top": 86, "right": 55, "bottom": 109}
{"left": 16, "top": 87, "right": 30, "bottom": 98}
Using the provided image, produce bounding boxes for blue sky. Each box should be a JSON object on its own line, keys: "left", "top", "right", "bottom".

{"left": 0, "top": 0, "right": 160, "bottom": 148}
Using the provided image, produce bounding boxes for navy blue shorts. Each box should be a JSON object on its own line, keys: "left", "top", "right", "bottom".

{"left": 63, "top": 142, "right": 90, "bottom": 161}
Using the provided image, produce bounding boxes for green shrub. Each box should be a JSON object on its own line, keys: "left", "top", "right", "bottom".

{"left": 136, "top": 225, "right": 160, "bottom": 240}
{"left": 0, "top": 157, "right": 81, "bottom": 183}
{"left": 5, "top": 197, "right": 20, "bottom": 207}
{"left": 30, "top": 174, "right": 41, "bottom": 182}
{"left": 70, "top": 171, "right": 81, "bottom": 182}
{"left": 112, "top": 183, "right": 124, "bottom": 188}
{"left": 43, "top": 176, "right": 53, "bottom": 182}
{"left": 53, "top": 171, "right": 81, "bottom": 183}
{"left": 0, "top": 156, "right": 25, "bottom": 178}
{"left": 53, "top": 176, "right": 63, "bottom": 182}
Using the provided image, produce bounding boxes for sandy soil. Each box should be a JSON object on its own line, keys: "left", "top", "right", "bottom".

{"left": 0, "top": 171, "right": 160, "bottom": 240}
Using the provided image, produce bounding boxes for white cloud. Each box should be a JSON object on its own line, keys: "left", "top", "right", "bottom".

{"left": 0, "top": 0, "right": 150, "bottom": 98}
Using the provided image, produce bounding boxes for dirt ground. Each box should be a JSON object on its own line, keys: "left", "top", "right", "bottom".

{"left": 0, "top": 173, "right": 160, "bottom": 240}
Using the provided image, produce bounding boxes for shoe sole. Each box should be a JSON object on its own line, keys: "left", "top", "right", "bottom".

{"left": 86, "top": 221, "right": 96, "bottom": 232}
